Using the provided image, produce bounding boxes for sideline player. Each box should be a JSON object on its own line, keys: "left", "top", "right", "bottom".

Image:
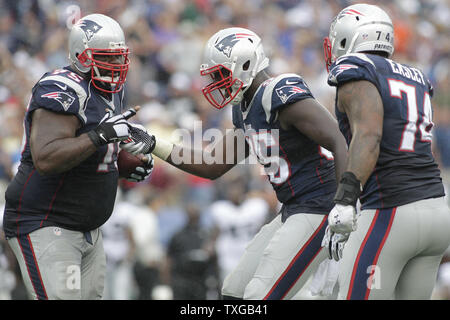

{"left": 209, "top": 184, "right": 270, "bottom": 283}
{"left": 322, "top": 3, "right": 450, "bottom": 299}
{"left": 123, "top": 27, "right": 348, "bottom": 299}
{"left": 2, "top": 14, "right": 153, "bottom": 300}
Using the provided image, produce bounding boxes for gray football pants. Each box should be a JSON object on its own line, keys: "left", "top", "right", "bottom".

{"left": 338, "top": 197, "right": 450, "bottom": 300}
{"left": 8, "top": 227, "right": 106, "bottom": 300}
{"left": 222, "top": 213, "right": 329, "bottom": 299}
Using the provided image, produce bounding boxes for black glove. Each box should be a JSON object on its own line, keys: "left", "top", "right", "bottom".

{"left": 88, "top": 108, "right": 137, "bottom": 147}
{"left": 126, "top": 154, "right": 154, "bottom": 182}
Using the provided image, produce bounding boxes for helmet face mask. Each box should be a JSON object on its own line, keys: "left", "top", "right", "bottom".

{"left": 200, "top": 27, "right": 269, "bottom": 109}
{"left": 323, "top": 36, "right": 333, "bottom": 73}
{"left": 200, "top": 64, "right": 243, "bottom": 109}
{"left": 323, "top": 4, "right": 394, "bottom": 72}
{"left": 78, "top": 47, "right": 130, "bottom": 93}
{"left": 69, "top": 14, "right": 130, "bottom": 93}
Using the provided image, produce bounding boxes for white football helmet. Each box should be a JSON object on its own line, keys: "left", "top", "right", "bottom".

{"left": 200, "top": 27, "right": 269, "bottom": 109}
{"left": 324, "top": 4, "right": 394, "bottom": 72}
{"left": 68, "top": 14, "right": 130, "bottom": 93}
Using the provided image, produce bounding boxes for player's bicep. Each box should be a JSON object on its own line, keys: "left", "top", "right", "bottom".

{"left": 30, "top": 108, "right": 80, "bottom": 158}
{"left": 337, "top": 80, "right": 383, "bottom": 139}
{"left": 337, "top": 80, "right": 383, "bottom": 184}
{"left": 278, "top": 98, "right": 344, "bottom": 151}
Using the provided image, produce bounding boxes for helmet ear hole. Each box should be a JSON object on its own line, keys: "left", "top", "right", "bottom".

{"left": 77, "top": 51, "right": 88, "bottom": 64}
{"left": 340, "top": 39, "right": 346, "bottom": 49}
{"left": 243, "top": 60, "right": 250, "bottom": 71}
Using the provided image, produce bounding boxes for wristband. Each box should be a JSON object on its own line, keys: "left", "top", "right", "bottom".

{"left": 333, "top": 171, "right": 362, "bottom": 206}
{"left": 152, "top": 138, "right": 174, "bottom": 161}
{"left": 87, "top": 130, "right": 104, "bottom": 147}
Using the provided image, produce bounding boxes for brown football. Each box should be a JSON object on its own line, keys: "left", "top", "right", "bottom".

{"left": 117, "top": 150, "right": 144, "bottom": 178}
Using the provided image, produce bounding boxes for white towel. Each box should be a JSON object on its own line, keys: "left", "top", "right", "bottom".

{"left": 309, "top": 258, "right": 340, "bottom": 297}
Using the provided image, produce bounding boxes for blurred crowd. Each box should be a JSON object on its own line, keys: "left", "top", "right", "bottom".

{"left": 0, "top": 0, "right": 449, "bottom": 300}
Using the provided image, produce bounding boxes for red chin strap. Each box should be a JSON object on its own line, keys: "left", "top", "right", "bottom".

{"left": 200, "top": 64, "right": 243, "bottom": 109}
{"left": 323, "top": 37, "right": 333, "bottom": 73}
{"left": 78, "top": 48, "right": 130, "bottom": 93}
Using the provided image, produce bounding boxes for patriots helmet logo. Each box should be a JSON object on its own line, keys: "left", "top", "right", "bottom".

{"left": 337, "top": 8, "right": 365, "bottom": 20}
{"left": 41, "top": 91, "right": 76, "bottom": 111}
{"left": 275, "top": 85, "right": 306, "bottom": 104}
{"left": 215, "top": 33, "right": 253, "bottom": 58}
{"left": 76, "top": 19, "right": 103, "bottom": 41}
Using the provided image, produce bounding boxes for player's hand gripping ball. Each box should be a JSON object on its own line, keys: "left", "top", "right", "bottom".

{"left": 117, "top": 150, "right": 154, "bottom": 182}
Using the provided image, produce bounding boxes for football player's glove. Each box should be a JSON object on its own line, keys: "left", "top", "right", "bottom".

{"left": 328, "top": 203, "right": 357, "bottom": 234}
{"left": 125, "top": 154, "right": 154, "bottom": 183}
{"left": 321, "top": 225, "right": 350, "bottom": 261}
{"left": 88, "top": 107, "right": 137, "bottom": 147}
{"left": 120, "top": 123, "right": 156, "bottom": 155}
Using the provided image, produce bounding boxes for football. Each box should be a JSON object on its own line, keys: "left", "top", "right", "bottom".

{"left": 117, "top": 150, "right": 145, "bottom": 178}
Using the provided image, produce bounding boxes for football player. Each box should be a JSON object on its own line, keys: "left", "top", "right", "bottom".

{"left": 3, "top": 14, "right": 153, "bottom": 300}
{"left": 322, "top": 3, "right": 450, "bottom": 299}
{"left": 123, "top": 27, "right": 348, "bottom": 299}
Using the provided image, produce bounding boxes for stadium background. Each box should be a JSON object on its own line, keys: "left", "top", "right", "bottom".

{"left": 0, "top": 0, "right": 449, "bottom": 300}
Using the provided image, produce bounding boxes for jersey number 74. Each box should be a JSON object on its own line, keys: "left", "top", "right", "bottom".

{"left": 388, "top": 79, "right": 433, "bottom": 152}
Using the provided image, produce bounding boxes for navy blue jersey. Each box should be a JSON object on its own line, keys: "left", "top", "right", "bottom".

{"left": 3, "top": 66, "right": 124, "bottom": 238}
{"left": 233, "top": 73, "right": 337, "bottom": 217}
{"left": 328, "top": 53, "right": 444, "bottom": 210}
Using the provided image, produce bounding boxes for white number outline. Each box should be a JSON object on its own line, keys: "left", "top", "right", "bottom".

{"left": 319, "top": 146, "right": 334, "bottom": 160}
{"left": 245, "top": 130, "right": 290, "bottom": 185}
{"left": 97, "top": 143, "right": 118, "bottom": 172}
{"left": 387, "top": 79, "right": 433, "bottom": 152}
{"left": 419, "top": 92, "right": 433, "bottom": 143}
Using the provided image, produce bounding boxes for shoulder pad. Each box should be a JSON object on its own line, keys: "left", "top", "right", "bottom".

{"left": 327, "top": 54, "right": 378, "bottom": 86}
{"left": 33, "top": 69, "right": 88, "bottom": 123}
{"left": 262, "top": 73, "right": 314, "bottom": 123}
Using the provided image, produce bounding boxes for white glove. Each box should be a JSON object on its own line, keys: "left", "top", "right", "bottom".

{"left": 309, "top": 258, "right": 340, "bottom": 297}
{"left": 120, "top": 123, "right": 154, "bottom": 155}
{"left": 328, "top": 203, "right": 357, "bottom": 234}
{"left": 322, "top": 226, "right": 350, "bottom": 261}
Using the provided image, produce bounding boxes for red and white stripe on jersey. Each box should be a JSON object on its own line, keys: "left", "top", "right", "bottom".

{"left": 332, "top": 64, "right": 360, "bottom": 77}
{"left": 290, "top": 86, "right": 306, "bottom": 93}
{"left": 338, "top": 64, "right": 359, "bottom": 71}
